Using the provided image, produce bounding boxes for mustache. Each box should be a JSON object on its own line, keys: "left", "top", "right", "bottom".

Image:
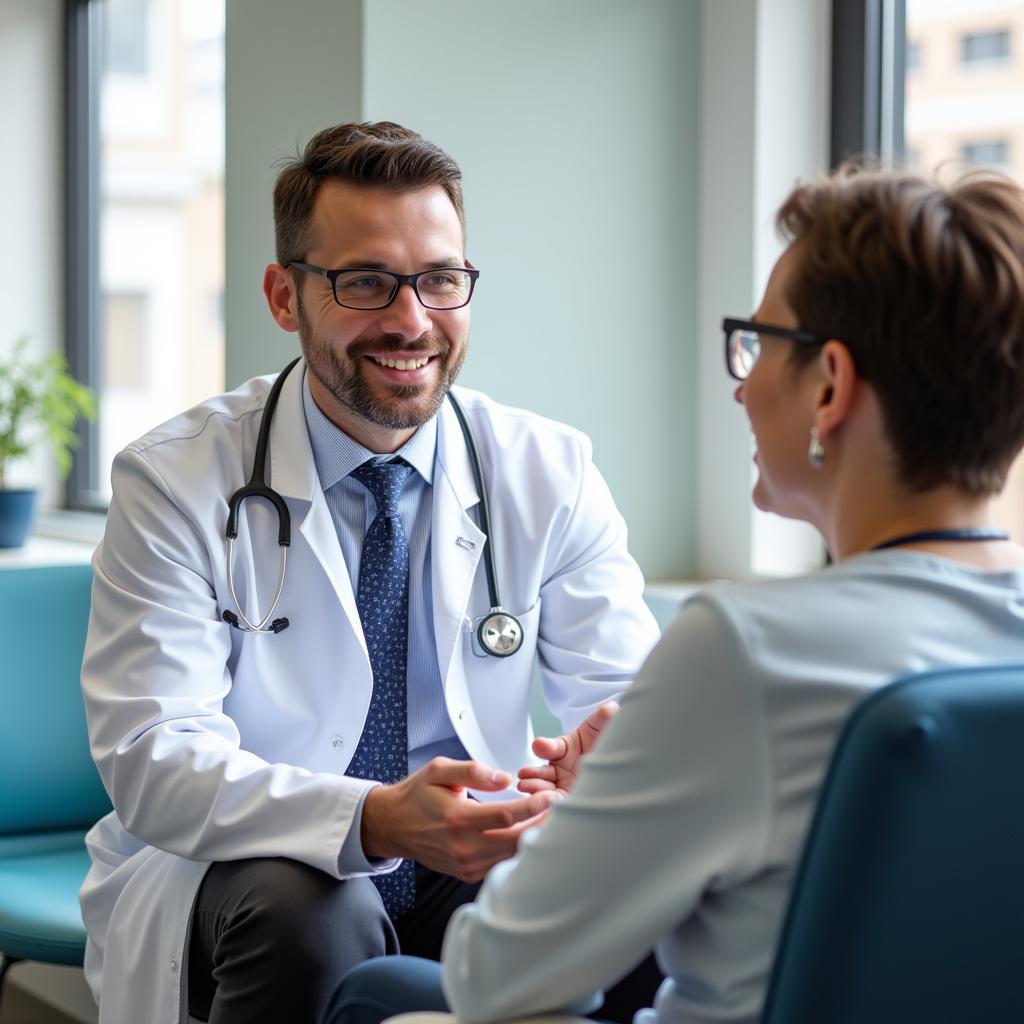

{"left": 348, "top": 334, "right": 451, "bottom": 359}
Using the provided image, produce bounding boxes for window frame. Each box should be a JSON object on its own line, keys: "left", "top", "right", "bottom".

{"left": 830, "top": 0, "right": 907, "bottom": 167}
{"left": 65, "top": 0, "right": 107, "bottom": 512}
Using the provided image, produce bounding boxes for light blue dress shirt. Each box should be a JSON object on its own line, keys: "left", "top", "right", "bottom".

{"left": 302, "top": 373, "right": 470, "bottom": 870}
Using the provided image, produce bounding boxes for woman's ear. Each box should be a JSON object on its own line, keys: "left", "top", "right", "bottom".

{"left": 264, "top": 264, "right": 300, "bottom": 333}
{"left": 814, "top": 340, "right": 858, "bottom": 444}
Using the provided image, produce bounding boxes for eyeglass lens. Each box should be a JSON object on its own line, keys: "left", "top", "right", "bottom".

{"left": 334, "top": 269, "right": 474, "bottom": 309}
{"left": 729, "top": 329, "right": 761, "bottom": 379}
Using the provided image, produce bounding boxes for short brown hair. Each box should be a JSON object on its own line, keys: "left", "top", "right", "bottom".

{"left": 777, "top": 163, "right": 1024, "bottom": 495}
{"left": 273, "top": 121, "right": 465, "bottom": 267}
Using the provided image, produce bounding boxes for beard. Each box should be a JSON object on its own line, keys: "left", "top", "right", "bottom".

{"left": 296, "top": 296, "right": 467, "bottom": 432}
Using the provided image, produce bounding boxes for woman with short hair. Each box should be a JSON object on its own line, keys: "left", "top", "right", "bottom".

{"left": 330, "top": 164, "right": 1024, "bottom": 1024}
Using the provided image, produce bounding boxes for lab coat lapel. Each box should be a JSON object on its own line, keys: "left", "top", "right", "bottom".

{"left": 432, "top": 393, "right": 485, "bottom": 690}
{"left": 268, "top": 358, "right": 367, "bottom": 657}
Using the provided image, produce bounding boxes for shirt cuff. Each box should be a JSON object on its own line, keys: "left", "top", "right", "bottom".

{"left": 337, "top": 783, "right": 404, "bottom": 876}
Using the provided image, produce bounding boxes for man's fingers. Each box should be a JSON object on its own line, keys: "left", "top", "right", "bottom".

{"left": 517, "top": 764, "right": 557, "bottom": 783}
{"left": 481, "top": 804, "right": 556, "bottom": 841}
{"left": 427, "top": 757, "right": 512, "bottom": 792}
{"left": 452, "top": 789, "right": 559, "bottom": 831}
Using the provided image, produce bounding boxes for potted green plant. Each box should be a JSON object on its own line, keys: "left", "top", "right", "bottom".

{"left": 0, "top": 335, "right": 97, "bottom": 548}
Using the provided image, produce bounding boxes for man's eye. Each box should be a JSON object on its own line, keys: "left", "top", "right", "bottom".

{"left": 423, "top": 273, "right": 457, "bottom": 288}
{"left": 348, "top": 276, "right": 386, "bottom": 289}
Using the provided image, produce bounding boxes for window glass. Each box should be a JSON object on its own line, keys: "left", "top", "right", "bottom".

{"left": 103, "top": 0, "right": 148, "bottom": 74}
{"left": 960, "top": 27, "right": 1011, "bottom": 64}
{"left": 905, "top": 0, "right": 1024, "bottom": 539}
{"left": 96, "top": 0, "right": 224, "bottom": 502}
{"left": 960, "top": 138, "right": 1011, "bottom": 167}
{"left": 103, "top": 293, "right": 148, "bottom": 389}
{"left": 906, "top": 40, "right": 923, "bottom": 72}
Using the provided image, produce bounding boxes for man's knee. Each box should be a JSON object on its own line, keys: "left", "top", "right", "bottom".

{"left": 194, "top": 858, "right": 396, "bottom": 976}
{"left": 248, "top": 860, "right": 387, "bottom": 944}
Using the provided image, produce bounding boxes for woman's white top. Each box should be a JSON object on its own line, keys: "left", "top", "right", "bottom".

{"left": 441, "top": 550, "right": 1024, "bottom": 1024}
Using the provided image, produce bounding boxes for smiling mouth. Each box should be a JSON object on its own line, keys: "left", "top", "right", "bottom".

{"left": 368, "top": 355, "right": 435, "bottom": 371}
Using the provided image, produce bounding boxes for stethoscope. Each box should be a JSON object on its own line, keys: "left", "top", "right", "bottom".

{"left": 222, "top": 357, "right": 525, "bottom": 658}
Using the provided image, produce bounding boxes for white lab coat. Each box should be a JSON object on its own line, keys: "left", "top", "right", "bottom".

{"left": 79, "top": 360, "right": 659, "bottom": 1024}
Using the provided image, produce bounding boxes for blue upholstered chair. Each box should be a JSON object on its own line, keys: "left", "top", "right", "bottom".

{"left": 762, "top": 662, "right": 1024, "bottom": 1023}
{"left": 0, "top": 563, "right": 111, "bottom": 1010}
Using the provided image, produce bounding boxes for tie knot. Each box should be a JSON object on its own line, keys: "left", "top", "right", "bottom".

{"left": 352, "top": 459, "right": 412, "bottom": 518}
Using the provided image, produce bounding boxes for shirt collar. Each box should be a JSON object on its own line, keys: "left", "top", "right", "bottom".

{"left": 301, "top": 370, "right": 437, "bottom": 489}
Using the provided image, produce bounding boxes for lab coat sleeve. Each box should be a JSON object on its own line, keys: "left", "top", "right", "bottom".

{"left": 440, "top": 596, "right": 774, "bottom": 1023}
{"left": 82, "top": 446, "right": 376, "bottom": 878}
{"left": 536, "top": 438, "right": 660, "bottom": 728}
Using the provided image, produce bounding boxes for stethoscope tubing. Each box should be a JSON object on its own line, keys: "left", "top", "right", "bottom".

{"left": 225, "top": 538, "right": 288, "bottom": 632}
{"left": 223, "top": 358, "right": 523, "bottom": 655}
{"left": 446, "top": 391, "right": 502, "bottom": 612}
{"left": 222, "top": 357, "right": 300, "bottom": 635}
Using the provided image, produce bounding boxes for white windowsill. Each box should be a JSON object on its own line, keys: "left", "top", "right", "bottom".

{"left": 33, "top": 508, "right": 107, "bottom": 545}
{"left": 0, "top": 535, "right": 96, "bottom": 567}
{"left": 0, "top": 510, "right": 104, "bottom": 567}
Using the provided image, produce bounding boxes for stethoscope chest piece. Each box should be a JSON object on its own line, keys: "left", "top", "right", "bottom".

{"left": 476, "top": 610, "right": 524, "bottom": 658}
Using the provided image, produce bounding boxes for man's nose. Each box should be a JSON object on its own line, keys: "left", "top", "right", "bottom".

{"left": 379, "top": 283, "right": 432, "bottom": 339}
{"left": 733, "top": 382, "right": 745, "bottom": 404}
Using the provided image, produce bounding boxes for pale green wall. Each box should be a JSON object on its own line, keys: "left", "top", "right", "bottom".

{"left": 226, "top": 0, "right": 700, "bottom": 580}
{"left": 225, "top": 0, "right": 364, "bottom": 386}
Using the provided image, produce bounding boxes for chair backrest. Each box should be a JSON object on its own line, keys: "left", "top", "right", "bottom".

{"left": 0, "top": 563, "right": 111, "bottom": 834}
{"left": 762, "top": 663, "right": 1024, "bottom": 1024}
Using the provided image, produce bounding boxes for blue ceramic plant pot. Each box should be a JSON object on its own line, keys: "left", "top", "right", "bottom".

{"left": 0, "top": 489, "right": 38, "bottom": 548}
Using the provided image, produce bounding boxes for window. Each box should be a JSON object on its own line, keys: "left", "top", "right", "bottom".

{"left": 960, "top": 28, "right": 1011, "bottom": 66}
{"left": 906, "top": 39, "right": 921, "bottom": 72}
{"left": 66, "top": 0, "right": 224, "bottom": 510}
{"left": 103, "top": 0, "right": 149, "bottom": 75}
{"left": 834, "top": 0, "right": 1024, "bottom": 541}
{"left": 830, "top": 0, "right": 907, "bottom": 166}
{"left": 905, "top": 5, "right": 1024, "bottom": 537}
{"left": 103, "top": 293, "right": 148, "bottom": 389}
{"left": 960, "top": 139, "right": 1010, "bottom": 168}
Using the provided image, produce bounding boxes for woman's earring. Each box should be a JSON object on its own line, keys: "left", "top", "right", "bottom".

{"left": 808, "top": 426, "right": 825, "bottom": 468}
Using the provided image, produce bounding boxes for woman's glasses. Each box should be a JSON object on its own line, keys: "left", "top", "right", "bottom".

{"left": 722, "top": 317, "right": 829, "bottom": 380}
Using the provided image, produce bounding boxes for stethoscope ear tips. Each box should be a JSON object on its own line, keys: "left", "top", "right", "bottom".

{"left": 477, "top": 610, "right": 524, "bottom": 658}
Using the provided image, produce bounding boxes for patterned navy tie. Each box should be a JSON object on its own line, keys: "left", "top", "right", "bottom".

{"left": 346, "top": 458, "right": 416, "bottom": 919}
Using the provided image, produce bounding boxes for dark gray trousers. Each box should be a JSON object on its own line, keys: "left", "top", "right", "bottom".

{"left": 186, "top": 858, "right": 482, "bottom": 1024}
{"left": 186, "top": 857, "right": 662, "bottom": 1024}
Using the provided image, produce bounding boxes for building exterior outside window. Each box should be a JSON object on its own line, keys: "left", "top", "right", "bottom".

{"left": 960, "top": 138, "right": 1011, "bottom": 166}
{"left": 906, "top": 0, "right": 1024, "bottom": 538}
{"left": 94, "top": 0, "right": 224, "bottom": 502}
{"left": 960, "top": 27, "right": 1011, "bottom": 64}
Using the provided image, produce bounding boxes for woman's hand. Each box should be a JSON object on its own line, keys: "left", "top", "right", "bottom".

{"left": 516, "top": 700, "right": 620, "bottom": 797}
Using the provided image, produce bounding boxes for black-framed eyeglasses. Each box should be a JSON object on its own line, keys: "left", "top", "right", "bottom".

{"left": 286, "top": 262, "right": 480, "bottom": 311}
{"left": 722, "top": 316, "right": 830, "bottom": 381}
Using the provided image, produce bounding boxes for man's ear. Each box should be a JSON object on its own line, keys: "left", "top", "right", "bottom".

{"left": 264, "top": 264, "right": 300, "bottom": 333}
{"left": 814, "top": 340, "right": 858, "bottom": 444}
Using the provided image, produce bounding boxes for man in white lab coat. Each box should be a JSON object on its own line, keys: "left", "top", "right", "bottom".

{"left": 79, "top": 121, "right": 660, "bottom": 1024}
